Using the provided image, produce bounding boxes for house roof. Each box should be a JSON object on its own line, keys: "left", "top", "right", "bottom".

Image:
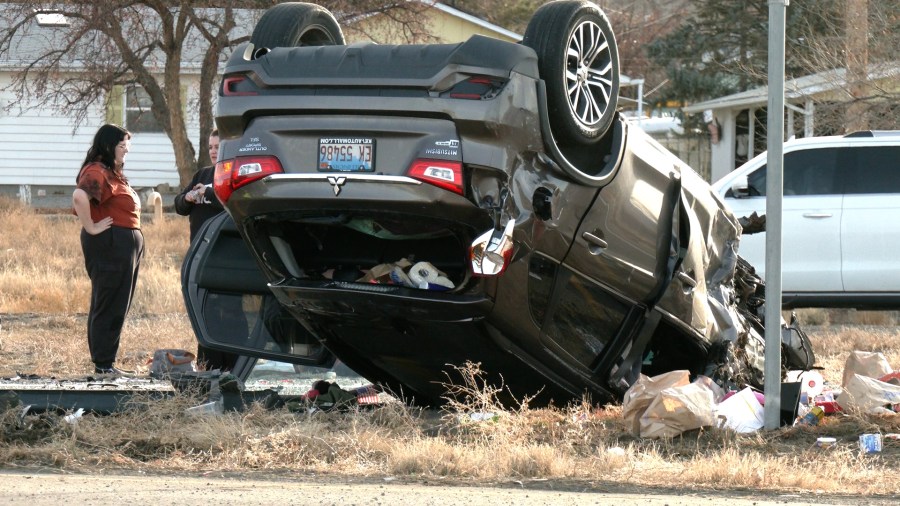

{"left": 427, "top": 1, "right": 522, "bottom": 42}
{"left": 683, "top": 61, "right": 900, "bottom": 114}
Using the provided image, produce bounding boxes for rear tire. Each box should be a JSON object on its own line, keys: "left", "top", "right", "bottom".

{"left": 523, "top": 1, "right": 620, "bottom": 145}
{"left": 251, "top": 2, "right": 345, "bottom": 53}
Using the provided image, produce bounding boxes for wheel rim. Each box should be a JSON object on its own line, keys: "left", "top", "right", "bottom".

{"left": 565, "top": 20, "right": 614, "bottom": 128}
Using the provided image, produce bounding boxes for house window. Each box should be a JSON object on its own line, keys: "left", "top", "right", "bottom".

{"left": 125, "top": 86, "right": 163, "bottom": 133}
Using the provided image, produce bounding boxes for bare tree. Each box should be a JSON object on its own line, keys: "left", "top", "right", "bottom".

{"left": 0, "top": 1, "right": 427, "bottom": 187}
{"left": 788, "top": 0, "right": 898, "bottom": 135}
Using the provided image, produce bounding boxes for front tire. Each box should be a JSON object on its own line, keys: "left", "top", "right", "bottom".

{"left": 523, "top": 1, "right": 620, "bottom": 145}
{"left": 251, "top": 2, "right": 345, "bottom": 53}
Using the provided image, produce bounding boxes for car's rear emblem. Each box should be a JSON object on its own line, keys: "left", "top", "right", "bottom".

{"left": 327, "top": 176, "right": 346, "bottom": 196}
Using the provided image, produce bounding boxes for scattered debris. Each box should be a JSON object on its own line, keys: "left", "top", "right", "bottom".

{"left": 816, "top": 437, "right": 836, "bottom": 449}
{"left": 622, "top": 370, "right": 721, "bottom": 439}
{"left": 148, "top": 349, "right": 197, "bottom": 379}
{"left": 359, "top": 258, "right": 455, "bottom": 291}
{"left": 285, "top": 381, "right": 384, "bottom": 412}
{"left": 184, "top": 399, "right": 223, "bottom": 417}
{"left": 63, "top": 408, "right": 84, "bottom": 424}
{"left": 859, "top": 433, "right": 883, "bottom": 454}
{"left": 717, "top": 387, "right": 764, "bottom": 433}
{"left": 838, "top": 350, "right": 899, "bottom": 414}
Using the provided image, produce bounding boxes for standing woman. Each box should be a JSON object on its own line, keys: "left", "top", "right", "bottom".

{"left": 72, "top": 124, "right": 144, "bottom": 375}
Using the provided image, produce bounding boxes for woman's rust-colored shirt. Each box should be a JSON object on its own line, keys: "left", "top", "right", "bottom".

{"left": 75, "top": 162, "right": 142, "bottom": 229}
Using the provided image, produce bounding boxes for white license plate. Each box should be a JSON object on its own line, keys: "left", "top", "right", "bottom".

{"left": 318, "top": 137, "right": 375, "bottom": 172}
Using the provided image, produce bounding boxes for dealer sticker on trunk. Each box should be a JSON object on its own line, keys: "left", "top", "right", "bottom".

{"left": 318, "top": 137, "right": 375, "bottom": 172}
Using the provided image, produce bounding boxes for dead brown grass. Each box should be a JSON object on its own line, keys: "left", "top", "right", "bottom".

{"left": 1, "top": 195, "right": 899, "bottom": 496}
{"left": 0, "top": 195, "right": 189, "bottom": 315}
{"left": 2, "top": 367, "right": 898, "bottom": 495}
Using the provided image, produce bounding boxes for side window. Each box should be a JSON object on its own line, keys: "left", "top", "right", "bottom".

{"left": 746, "top": 164, "right": 767, "bottom": 196}
{"left": 782, "top": 148, "right": 839, "bottom": 196}
{"left": 544, "top": 272, "right": 629, "bottom": 369}
{"left": 842, "top": 146, "right": 900, "bottom": 194}
{"left": 738, "top": 147, "right": 842, "bottom": 197}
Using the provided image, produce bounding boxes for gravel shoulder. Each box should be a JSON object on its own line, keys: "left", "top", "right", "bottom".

{"left": 1, "top": 469, "right": 897, "bottom": 506}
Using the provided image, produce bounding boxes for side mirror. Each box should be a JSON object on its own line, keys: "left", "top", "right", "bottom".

{"left": 730, "top": 175, "right": 751, "bottom": 198}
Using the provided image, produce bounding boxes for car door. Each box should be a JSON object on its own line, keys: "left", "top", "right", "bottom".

{"left": 840, "top": 144, "right": 900, "bottom": 291}
{"left": 182, "top": 212, "right": 336, "bottom": 369}
{"left": 724, "top": 147, "right": 843, "bottom": 292}
{"left": 540, "top": 136, "right": 682, "bottom": 374}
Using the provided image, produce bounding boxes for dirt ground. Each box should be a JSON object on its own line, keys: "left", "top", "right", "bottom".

{"left": 2, "top": 469, "right": 898, "bottom": 505}
{"left": 1, "top": 313, "right": 899, "bottom": 502}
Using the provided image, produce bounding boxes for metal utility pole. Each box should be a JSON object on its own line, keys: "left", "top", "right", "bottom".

{"left": 764, "top": 0, "right": 788, "bottom": 430}
{"left": 845, "top": 0, "right": 869, "bottom": 132}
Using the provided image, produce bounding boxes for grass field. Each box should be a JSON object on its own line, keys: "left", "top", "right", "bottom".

{"left": 0, "top": 196, "right": 898, "bottom": 496}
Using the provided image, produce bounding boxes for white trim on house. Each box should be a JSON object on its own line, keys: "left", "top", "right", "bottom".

{"left": 427, "top": 2, "right": 522, "bottom": 42}
{"left": 683, "top": 62, "right": 900, "bottom": 114}
{"left": 682, "top": 62, "right": 900, "bottom": 182}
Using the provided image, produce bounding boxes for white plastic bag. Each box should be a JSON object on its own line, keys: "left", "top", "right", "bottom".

{"left": 716, "top": 387, "right": 764, "bottom": 433}
{"left": 838, "top": 374, "right": 900, "bottom": 414}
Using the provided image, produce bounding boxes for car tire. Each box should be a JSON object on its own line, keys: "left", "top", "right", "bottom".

{"left": 250, "top": 2, "right": 345, "bottom": 53}
{"left": 523, "top": 1, "right": 620, "bottom": 145}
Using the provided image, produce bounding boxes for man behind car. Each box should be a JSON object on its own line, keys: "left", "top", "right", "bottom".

{"left": 175, "top": 129, "right": 242, "bottom": 371}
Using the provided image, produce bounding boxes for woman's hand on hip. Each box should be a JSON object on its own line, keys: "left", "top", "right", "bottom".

{"left": 86, "top": 216, "right": 114, "bottom": 235}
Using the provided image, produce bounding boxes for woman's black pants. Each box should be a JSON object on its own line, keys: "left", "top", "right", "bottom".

{"left": 80, "top": 226, "right": 144, "bottom": 369}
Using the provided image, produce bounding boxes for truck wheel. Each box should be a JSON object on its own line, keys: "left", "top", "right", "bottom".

{"left": 523, "top": 1, "right": 620, "bottom": 145}
{"left": 251, "top": 2, "right": 345, "bottom": 53}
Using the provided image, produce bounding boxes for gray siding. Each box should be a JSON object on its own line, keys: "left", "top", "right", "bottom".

{"left": 0, "top": 73, "right": 198, "bottom": 190}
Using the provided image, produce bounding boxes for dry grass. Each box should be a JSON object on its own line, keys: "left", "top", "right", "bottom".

{"left": 0, "top": 195, "right": 189, "bottom": 315}
{"left": 1, "top": 195, "right": 899, "bottom": 496}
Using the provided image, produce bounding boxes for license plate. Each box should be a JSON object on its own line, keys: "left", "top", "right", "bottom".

{"left": 318, "top": 137, "right": 375, "bottom": 172}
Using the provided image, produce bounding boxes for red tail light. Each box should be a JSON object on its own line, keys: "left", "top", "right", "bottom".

{"left": 214, "top": 156, "right": 284, "bottom": 203}
{"left": 442, "top": 76, "right": 507, "bottom": 100}
{"left": 222, "top": 75, "right": 258, "bottom": 96}
{"left": 407, "top": 159, "right": 464, "bottom": 195}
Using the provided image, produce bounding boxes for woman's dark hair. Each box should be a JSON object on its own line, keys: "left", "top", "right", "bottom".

{"left": 78, "top": 124, "right": 131, "bottom": 180}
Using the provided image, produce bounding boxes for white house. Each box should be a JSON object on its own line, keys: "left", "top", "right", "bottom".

{"left": 683, "top": 62, "right": 900, "bottom": 183}
{"left": 0, "top": 2, "right": 520, "bottom": 208}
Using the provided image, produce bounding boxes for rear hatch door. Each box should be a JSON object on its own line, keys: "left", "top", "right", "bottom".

{"left": 181, "top": 212, "right": 337, "bottom": 368}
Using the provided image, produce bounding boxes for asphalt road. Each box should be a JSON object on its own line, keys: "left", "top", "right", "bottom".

{"left": 1, "top": 470, "right": 896, "bottom": 505}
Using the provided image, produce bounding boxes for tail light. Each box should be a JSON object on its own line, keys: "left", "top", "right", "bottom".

{"left": 407, "top": 159, "right": 464, "bottom": 195}
{"left": 407, "top": 159, "right": 463, "bottom": 195}
{"left": 222, "top": 74, "right": 258, "bottom": 96}
{"left": 214, "top": 156, "right": 284, "bottom": 203}
{"left": 441, "top": 76, "right": 507, "bottom": 100}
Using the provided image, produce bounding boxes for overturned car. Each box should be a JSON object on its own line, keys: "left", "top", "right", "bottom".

{"left": 182, "top": 1, "right": 815, "bottom": 406}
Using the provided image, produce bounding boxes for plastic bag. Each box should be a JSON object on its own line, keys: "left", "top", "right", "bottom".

{"left": 838, "top": 373, "right": 900, "bottom": 414}
{"left": 622, "top": 370, "right": 690, "bottom": 436}
{"left": 842, "top": 350, "right": 893, "bottom": 387}
{"left": 716, "top": 386, "right": 764, "bottom": 433}
{"left": 638, "top": 378, "right": 717, "bottom": 439}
